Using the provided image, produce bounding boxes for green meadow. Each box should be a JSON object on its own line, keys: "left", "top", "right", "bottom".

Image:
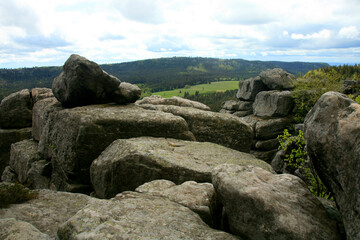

{"left": 152, "top": 81, "right": 239, "bottom": 98}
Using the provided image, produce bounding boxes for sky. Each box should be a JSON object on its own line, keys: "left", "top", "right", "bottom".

{"left": 0, "top": 0, "right": 360, "bottom": 68}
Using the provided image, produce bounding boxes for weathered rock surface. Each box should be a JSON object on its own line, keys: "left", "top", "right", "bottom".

{"left": 1, "top": 166, "right": 17, "bottom": 182}
{"left": 221, "top": 100, "right": 253, "bottom": 112}
{"left": 253, "top": 90, "right": 294, "bottom": 117}
{"left": 212, "top": 164, "right": 341, "bottom": 240}
{"left": 259, "top": 68, "right": 296, "bottom": 90}
{"left": 31, "top": 88, "right": 53, "bottom": 104}
{"left": 91, "top": 137, "right": 273, "bottom": 199}
{"left": 52, "top": 54, "right": 140, "bottom": 107}
{"left": 0, "top": 218, "right": 52, "bottom": 240}
{"left": 304, "top": 91, "right": 360, "bottom": 240}
{"left": 236, "top": 76, "right": 269, "bottom": 101}
{"left": 139, "top": 104, "right": 253, "bottom": 153}
{"left": 0, "top": 128, "right": 32, "bottom": 176}
{"left": 26, "top": 160, "right": 51, "bottom": 189}
{"left": 0, "top": 189, "right": 99, "bottom": 238}
{"left": 254, "top": 138, "right": 280, "bottom": 151}
{"left": 39, "top": 104, "right": 195, "bottom": 192}
{"left": 136, "top": 180, "right": 219, "bottom": 227}
{"left": 137, "top": 95, "right": 211, "bottom": 110}
{"left": 250, "top": 149, "right": 278, "bottom": 164}
{"left": 57, "top": 191, "right": 239, "bottom": 240}
{"left": 0, "top": 89, "right": 33, "bottom": 129}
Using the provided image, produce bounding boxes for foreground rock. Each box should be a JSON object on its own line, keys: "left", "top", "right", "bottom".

{"left": 0, "top": 89, "right": 32, "bottom": 129}
{"left": 212, "top": 164, "right": 341, "bottom": 240}
{"left": 52, "top": 54, "right": 140, "bottom": 107}
{"left": 39, "top": 104, "right": 195, "bottom": 192}
{"left": 91, "top": 137, "right": 273, "bottom": 199}
{"left": 0, "top": 218, "right": 51, "bottom": 240}
{"left": 137, "top": 95, "right": 211, "bottom": 110}
{"left": 304, "top": 91, "right": 360, "bottom": 240}
{"left": 0, "top": 189, "right": 98, "bottom": 238}
{"left": 139, "top": 104, "right": 253, "bottom": 153}
{"left": 58, "top": 191, "right": 239, "bottom": 240}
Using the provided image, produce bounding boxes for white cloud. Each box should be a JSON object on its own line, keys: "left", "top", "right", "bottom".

{"left": 291, "top": 30, "right": 332, "bottom": 40}
{"left": 339, "top": 26, "right": 360, "bottom": 39}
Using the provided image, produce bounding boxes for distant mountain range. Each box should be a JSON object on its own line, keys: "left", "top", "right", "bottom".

{"left": 0, "top": 57, "right": 328, "bottom": 101}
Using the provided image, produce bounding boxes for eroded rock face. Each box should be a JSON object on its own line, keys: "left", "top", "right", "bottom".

{"left": 38, "top": 104, "right": 195, "bottom": 192}
{"left": 259, "top": 68, "right": 296, "bottom": 90}
{"left": 31, "top": 88, "right": 54, "bottom": 104}
{"left": 212, "top": 164, "right": 342, "bottom": 240}
{"left": 304, "top": 91, "right": 360, "bottom": 240}
{"left": 0, "top": 218, "right": 52, "bottom": 240}
{"left": 253, "top": 90, "right": 294, "bottom": 117}
{"left": 236, "top": 76, "right": 269, "bottom": 101}
{"left": 0, "top": 89, "right": 33, "bottom": 129}
{"left": 137, "top": 95, "right": 211, "bottom": 111}
{"left": 91, "top": 137, "right": 273, "bottom": 199}
{"left": 57, "top": 191, "right": 239, "bottom": 240}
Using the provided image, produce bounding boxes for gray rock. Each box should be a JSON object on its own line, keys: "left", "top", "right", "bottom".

{"left": 219, "top": 109, "right": 234, "bottom": 114}
{"left": 136, "top": 180, "right": 219, "bottom": 227}
{"left": 31, "top": 88, "right": 53, "bottom": 104}
{"left": 0, "top": 89, "right": 33, "bottom": 129}
{"left": 259, "top": 68, "right": 297, "bottom": 90}
{"left": 0, "top": 128, "right": 32, "bottom": 176}
{"left": 232, "top": 110, "right": 253, "bottom": 117}
{"left": 0, "top": 189, "right": 99, "bottom": 238}
{"left": 38, "top": 104, "right": 195, "bottom": 192}
{"left": 236, "top": 76, "right": 269, "bottom": 101}
{"left": 0, "top": 218, "right": 52, "bottom": 240}
{"left": 27, "top": 160, "right": 51, "bottom": 189}
{"left": 254, "top": 138, "right": 279, "bottom": 151}
{"left": 250, "top": 149, "right": 278, "bottom": 163}
{"left": 1, "top": 166, "right": 17, "bottom": 183}
{"left": 255, "top": 117, "right": 293, "bottom": 140}
{"left": 304, "top": 91, "right": 360, "bottom": 240}
{"left": 295, "top": 123, "right": 304, "bottom": 133}
{"left": 212, "top": 164, "right": 342, "bottom": 240}
{"left": 32, "top": 97, "right": 63, "bottom": 141}
{"left": 52, "top": 54, "right": 139, "bottom": 107}
{"left": 137, "top": 95, "right": 211, "bottom": 111}
{"left": 221, "top": 100, "right": 253, "bottom": 111}
{"left": 139, "top": 104, "right": 253, "bottom": 153}
{"left": 57, "top": 191, "right": 239, "bottom": 240}
{"left": 91, "top": 137, "right": 273, "bottom": 199}
{"left": 270, "top": 150, "right": 286, "bottom": 173}
{"left": 253, "top": 90, "right": 294, "bottom": 117}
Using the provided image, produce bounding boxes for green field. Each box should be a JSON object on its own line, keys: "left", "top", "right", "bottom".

{"left": 152, "top": 81, "right": 239, "bottom": 98}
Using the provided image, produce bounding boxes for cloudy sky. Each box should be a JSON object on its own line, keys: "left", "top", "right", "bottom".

{"left": 1, "top": 0, "right": 360, "bottom": 68}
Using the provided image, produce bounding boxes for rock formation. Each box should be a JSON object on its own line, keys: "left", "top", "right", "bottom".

{"left": 137, "top": 95, "right": 211, "bottom": 110}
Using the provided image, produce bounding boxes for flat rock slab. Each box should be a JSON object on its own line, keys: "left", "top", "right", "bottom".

{"left": 91, "top": 137, "right": 273, "bottom": 199}
{"left": 137, "top": 95, "right": 211, "bottom": 110}
{"left": 0, "top": 189, "right": 98, "bottom": 238}
{"left": 212, "top": 164, "right": 341, "bottom": 240}
{"left": 57, "top": 191, "right": 240, "bottom": 240}
{"left": 139, "top": 104, "right": 253, "bottom": 153}
{"left": 0, "top": 218, "right": 52, "bottom": 240}
{"left": 39, "top": 104, "right": 195, "bottom": 191}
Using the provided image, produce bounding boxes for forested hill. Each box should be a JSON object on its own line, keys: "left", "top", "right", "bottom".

{"left": 0, "top": 57, "right": 328, "bottom": 100}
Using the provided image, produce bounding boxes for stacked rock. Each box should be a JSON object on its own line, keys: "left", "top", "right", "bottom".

{"left": 221, "top": 68, "right": 296, "bottom": 163}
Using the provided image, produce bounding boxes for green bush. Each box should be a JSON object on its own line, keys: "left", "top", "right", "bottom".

{"left": 0, "top": 183, "right": 37, "bottom": 208}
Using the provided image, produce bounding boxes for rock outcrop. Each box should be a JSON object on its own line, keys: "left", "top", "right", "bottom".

{"left": 212, "top": 164, "right": 342, "bottom": 240}
{"left": 304, "top": 91, "right": 360, "bottom": 240}
{"left": 137, "top": 95, "right": 211, "bottom": 110}
{"left": 91, "top": 137, "right": 273, "bottom": 199}
{"left": 253, "top": 90, "right": 294, "bottom": 117}
{"left": 259, "top": 68, "right": 296, "bottom": 90}
{"left": 0, "top": 218, "right": 52, "bottom": 240}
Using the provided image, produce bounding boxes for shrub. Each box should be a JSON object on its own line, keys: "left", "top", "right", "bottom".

{"left": 0, "top": 183, "right": 37, "bottom": 208}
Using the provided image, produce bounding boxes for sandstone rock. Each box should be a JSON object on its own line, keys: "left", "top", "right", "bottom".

{"left": 295, "top": 123, "right": 304, "bottom": 133}
{"left": 1, "top": 166, "right": 17, "bottom": 183}
{"left": 139, "top": 104, "right": 253, "bottom": 153}
{"left": 112, "top": 82, "right": 141, "bottom": 104}
{"left": 27, "top": 160, "right": 51, "bottom": 189}
{"left": 250, "top": 149, "right": 278, "bottom": 163}
{"left": 0, "top": 128, "right": 32, "bottom": 176}
{"left": 254, "top": 138, "right": 279, "bottom": 151}
{"left": 253, "top": 90, "right": 294, "bottom": 117}
{"left": 219, "top": 109, "right": 233, "bottom": 114}
{"left": 31, "top": 88, "right": 53, "bottom": 104}
{"left": 38, "top": 104, "right": 195, "bottom": 192}
{"left": 137, "top": 95, "right": 211, "bottom": 110}
{"left": 0, "top": 218, "right": 52, "bottom": 240}
{"left": 57, "top": 191, "right": 239, "bottom": 240}
{"left": 52, "top": 54, "right": 139, "bottom": 107}
{"left": 236, "top": 76, "right": 269, "bottom": 101}
{"left": 270, "top": 150, "right": 286, "bottom": 173}
{"left": 232, "top": 110, "right": 253, "bottom": 117}
{"left": 0, "top": 89, "right": 32, "bottom": 129}
{"left": 256, "top": 117, "right": 293, "bottom": 140}
{"left": 304, "top": 91, "right": 360, "bottom": 240}
{"left": 0, "top": 189, "right": 99, "bottom": 238}
{"left": 136, "top": 180, "right": 219, "bottom": 227}
{"left": 259, "top": 68, "right": 296, "bottom": 90}
{"left": 221, "top": 100, "right": 253, "bottom": 111}
{"left": 212, "top": 164, "right": 341, "bottom": 240}
{"left": 91, "top": 137, "right": 273, "bottom": 199}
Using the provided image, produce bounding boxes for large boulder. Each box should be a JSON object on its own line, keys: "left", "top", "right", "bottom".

{"left": 304, "top": 91, "right": 360, "bottom": 240}
{"left": 0, "top": 218, "right": 52, "bottom": 240}
{"left": 57, "top": 191, "right": 239, "bottom": 240}
{"left": 212, "top": 164, "right": 342, "bottom": 240}
{"left": 221, "top": 100, "right": 253, "bottom": 112}
{"left": 139, "top": 104, "right": 253, "bottom": 153}
{"left": 0, "top": 189, "right": 99, "bottom": 238}
{"left": 31, "top": 88, "right": 53, "bottom": 104}
{"left": 0, "top": 89, "right": 33, "bottom": 129}
{"left": 52, "top": 54, "right": 140, "bottom": 107}
{"left": 38, "top": 104, "right": 195, "bottom": 192}
{"left": 0, "top": 128, "right": 32, "bottom": 176}
{"left": 259, "top": 68, "right": 296, "bottom": 90}
{"left": 137, "top": 95, "right": 211, "bottom": 110}
{"left": 91, "top": 137, "right": 273, "bottom": 199}
{"left": 236, "top": 76, "right": 269, "bottom": 101}
{"left": 253, "top": 90, "right": 294, "bottom": 117}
